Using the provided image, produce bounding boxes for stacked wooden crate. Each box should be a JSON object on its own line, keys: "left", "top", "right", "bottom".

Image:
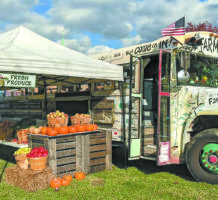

{"left": 28, "top": 129, "right": 112, "bottom": 177}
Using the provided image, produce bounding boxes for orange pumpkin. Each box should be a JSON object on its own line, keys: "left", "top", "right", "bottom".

{"left": 92, "top": 124, "right": 98, "bottom": 131}
{"left": 58, "top": 126, "right": 69, "bottom": 135}
{"left": 68, "top": 126, "right": 77, "bottom": 134}
{"left": 40, "top": 127, "right": 47, "bottom": 135}
{"left": 86, "top": 124, "right": 94, "bottom": 132}
{"left": 65, "top": 174, "right": 73, "bottom": 182}
{"left": 50, "top": 177, "right": 61, "bottom": 188}
{"left": 47, "top": 128, "right": 58, "bottom": 136}
{"left": 78, "top": 125, "right": 86, "bottom": 132}
{"left": 61, "top": 177, "right": 70, "bottom": 186}
{"left": 75, "top": 172, "right": 85, "bottom": 180}
{"left": 74, "top": 125, "right": 80, "bottom": 132}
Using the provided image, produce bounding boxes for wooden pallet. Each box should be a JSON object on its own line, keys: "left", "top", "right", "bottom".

{"left": 28, "top": 129, "right": 112, "bottom": 177}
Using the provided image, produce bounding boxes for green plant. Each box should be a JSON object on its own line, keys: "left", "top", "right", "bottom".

{"left": 14, "top": 117, "right": 36, "bottom": 130}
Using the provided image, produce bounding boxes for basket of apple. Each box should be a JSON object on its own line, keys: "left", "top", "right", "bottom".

{"left": 47, "top": 110, "right": 69, "bottom": 128}
{"left": 26, "top": 146, "right": 48, "bottom": 171}
{"left": 14, "top": 147, "right": 31, "bottom": 170}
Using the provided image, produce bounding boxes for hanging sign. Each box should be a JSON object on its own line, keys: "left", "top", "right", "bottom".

{"left": 0, "top": 73, "right": 36, "bottom": 88}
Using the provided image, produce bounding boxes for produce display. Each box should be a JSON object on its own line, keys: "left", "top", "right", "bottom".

{"left": 14, "top": 147, "right": 31, "bottom": 155}
{"left": 26, "top": 146, "right": 48, "bottom": 158}
{"left": 14, "top": 147, "right": 31, "bottom": 170}
{"left": 47, "top": 110, "right": 68, "bottom": 128}
{"left": 26, "top": 146, "right": 48, "bottom": 171}
{"left": 47, "top": 110, "right": 68, "bottom": 119}
{"left": 24, "top": 110, "right": 98, "bottom": 137}
{"left": 38, "top": 124, "right": 98, "bottom": 136}
{"left": 71, "top": 113, "right": 91, "bottom": 125}
{"left": 50, "top": 173, "right": 81, "bottom": 191}
{"left": 16, "top": 129, "right": 29, "bottom": 144}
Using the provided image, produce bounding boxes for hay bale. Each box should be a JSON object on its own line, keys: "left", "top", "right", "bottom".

{"left": 5, "top": 166, "right": 53, "bottom": 192}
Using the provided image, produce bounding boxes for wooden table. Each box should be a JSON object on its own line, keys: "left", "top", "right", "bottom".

{"left": 0, "top": 141, "right": 28, "bottom": 182}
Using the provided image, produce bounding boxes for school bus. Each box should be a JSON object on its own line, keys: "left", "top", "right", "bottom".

{"left": 93, "top": 31, "right": 218, "bottom": 184}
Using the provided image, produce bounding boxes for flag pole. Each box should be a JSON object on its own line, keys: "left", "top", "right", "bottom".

{"left": 61, "top": 29, "right": 64, "bottom": 46}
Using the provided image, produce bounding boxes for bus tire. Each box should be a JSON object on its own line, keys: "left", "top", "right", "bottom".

{"left": 186, "top": 129, "right": 218, "bottom": 184}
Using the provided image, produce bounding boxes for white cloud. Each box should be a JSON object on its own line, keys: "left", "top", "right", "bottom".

{"left": 0, "top": 0, "right": 217, "bottom": 55}
{"left": 87, "top": 46, "right": 114, "bottom": 55}
{"left": 57, "top": 36, "right": 91, "bottom": 54}
{"left": 122, "top": 35, "right": 142, "bottom": 47}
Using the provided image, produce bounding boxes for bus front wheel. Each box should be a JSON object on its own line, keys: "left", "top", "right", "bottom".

{"left": 186, "top": 129, "right": 218, "bottom": 184}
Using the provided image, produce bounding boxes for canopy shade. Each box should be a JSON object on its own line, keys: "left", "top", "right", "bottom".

{"left": 0, "top": 26, "right": 123, "bottom": 89}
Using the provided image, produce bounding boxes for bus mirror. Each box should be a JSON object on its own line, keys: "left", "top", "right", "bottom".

{"left": 178, "top": 70, "right": 190, "bottom": 83}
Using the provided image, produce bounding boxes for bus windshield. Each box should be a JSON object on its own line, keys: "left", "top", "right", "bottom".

{"left": 176, "top": 52, "right": 218, "bottom": 87}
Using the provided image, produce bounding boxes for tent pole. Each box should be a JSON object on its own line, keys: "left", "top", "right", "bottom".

{"left": 43, "top": 79, "right": 48, "bottom": 116}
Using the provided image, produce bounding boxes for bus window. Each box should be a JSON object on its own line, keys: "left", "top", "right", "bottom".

{"left": 176, "top": 53, "right": 218, "bottom": 87}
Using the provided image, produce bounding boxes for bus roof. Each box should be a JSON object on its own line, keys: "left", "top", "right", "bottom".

{"left": 93, "top": 32, "right": 218, "bottom": 65}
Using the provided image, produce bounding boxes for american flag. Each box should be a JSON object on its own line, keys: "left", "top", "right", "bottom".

{"left": 161, "top": 17, "right": 185, "bottom": 36}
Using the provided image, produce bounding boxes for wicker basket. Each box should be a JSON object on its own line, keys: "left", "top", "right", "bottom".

{"left": 14, "top": 154, "right": 28, "bottom": 170}
{"left": 80, "top": 116, "right": 91, "bottom": 125}
{"left": 48, "top": 117, "right": 68, "bottom": 128}
{"left": 70, "top": 116, "right": 80, "bottom": 126}
{"left": 71, "top": 115, "right": 91, "bottom": 125}
{"left": 28, "top": 156, "right": 48, "bottom": 171}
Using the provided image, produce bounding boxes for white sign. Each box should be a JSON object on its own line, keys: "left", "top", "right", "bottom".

{"left": 1, "top": 73, "right": 36, "bottom": 88}
{"left": 206, "top": 89, "right": 218, "bottom": 105}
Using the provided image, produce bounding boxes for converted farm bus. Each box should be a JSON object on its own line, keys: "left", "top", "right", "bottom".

{"left": 93, "top": 31, "right": 218, "bottom": 184}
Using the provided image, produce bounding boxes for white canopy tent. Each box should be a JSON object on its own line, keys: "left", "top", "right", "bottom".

{"left": 0, "top": 26, "right": 123, "bottom": 89}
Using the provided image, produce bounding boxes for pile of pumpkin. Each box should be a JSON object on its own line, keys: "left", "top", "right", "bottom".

{"left": 50, "top": 172, "right": 85, "bottom": 191}
{"left": 29, "top": 124, "right": 98, "bottom": 137}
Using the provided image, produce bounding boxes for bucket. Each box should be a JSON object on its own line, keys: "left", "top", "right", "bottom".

{"left": 28, "top": 156, "right": 48, "bottom": 171}
{"left": 14, "top": 154, "right": 28, "bottom": 170}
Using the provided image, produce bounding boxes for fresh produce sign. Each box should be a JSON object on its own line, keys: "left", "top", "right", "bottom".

{"left": 0, "top": 73, "right": 36, "bottom": 88}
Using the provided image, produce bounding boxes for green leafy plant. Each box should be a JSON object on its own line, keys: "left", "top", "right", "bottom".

{"left": 14, "top": 117, "right": 36, "bottom": 130}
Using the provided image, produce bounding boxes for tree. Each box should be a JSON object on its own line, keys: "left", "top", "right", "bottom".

{"left": 186, "top": 21, "right": 218, "bottom": 33}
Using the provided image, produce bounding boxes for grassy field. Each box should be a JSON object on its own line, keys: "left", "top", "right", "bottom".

{"left": 0, "top": 156, "right": 218, "bottom": 200}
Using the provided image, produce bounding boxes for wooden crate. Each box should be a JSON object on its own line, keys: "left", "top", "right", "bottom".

{"left": 28, "top": 129, "right": 112, "bottom": 177}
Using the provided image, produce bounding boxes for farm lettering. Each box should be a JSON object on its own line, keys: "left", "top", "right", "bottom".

{"left": 200, "top": 38, "right": 218, "bottom": 53}
{"left": 208, "top": 97, "right": 218, "bottom": 105}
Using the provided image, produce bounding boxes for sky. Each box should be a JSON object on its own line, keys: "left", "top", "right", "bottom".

{"left": 0, "top": 0, "right": 217, "bottom": 55}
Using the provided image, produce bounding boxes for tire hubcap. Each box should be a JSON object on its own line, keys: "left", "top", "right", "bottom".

{"left": 200, "top": 143, "right": 218, "bottom": 174}
{"left": 209, "top": 155, "right": 217, "bottom": 164}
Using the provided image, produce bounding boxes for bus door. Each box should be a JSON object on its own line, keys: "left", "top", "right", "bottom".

{"left": 127, "top": 55, "right": 142, "bottom": 160}
{"left": 157, "top": 49, "right": 171, "bottom": 165}
{"left": 128, "top": 55, "right": 150, "bottom": 160}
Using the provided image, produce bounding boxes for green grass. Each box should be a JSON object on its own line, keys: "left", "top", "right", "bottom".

{"left": 0, "top": 159, "right": 218, "bottom": 200}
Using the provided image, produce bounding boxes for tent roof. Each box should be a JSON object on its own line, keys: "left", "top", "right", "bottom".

{"left": 0, "top": 26, "right": 123, "bottom": 88}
